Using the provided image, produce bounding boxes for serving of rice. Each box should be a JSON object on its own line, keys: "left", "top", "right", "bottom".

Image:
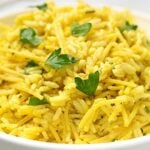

{"left": 0, "top": 0, "right": 150, "bottom": 144}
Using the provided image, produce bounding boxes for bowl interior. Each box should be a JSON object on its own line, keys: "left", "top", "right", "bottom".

{"left": 0, "top": 0, "right": 150, "bottom": 149}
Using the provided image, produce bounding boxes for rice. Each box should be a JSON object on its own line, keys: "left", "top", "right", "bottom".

{"left": 0, "top": 0, "right": 150, "bottom": 144}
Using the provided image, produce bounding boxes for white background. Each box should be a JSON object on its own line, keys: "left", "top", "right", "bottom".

{"left": 0, "top": 0, "right": 150, "bottom": 15}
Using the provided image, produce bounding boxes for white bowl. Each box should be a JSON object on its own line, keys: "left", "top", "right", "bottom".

{"left": 0, "top": 0, "right": 150, "bottom": 150}
{"left": 0, "top": 133, "right": 150, "bottom": 150}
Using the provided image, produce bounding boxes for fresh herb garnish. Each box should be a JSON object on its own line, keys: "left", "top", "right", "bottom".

{"left": 120, "top": 21, "right": 138, "bottom": 32}
{"left": 24, "top": 60, "right": 39, "bottom": 75}
{"left": 71, "top": 22, "right": 92, "bottom": 37}
{"left": 112, "top": 139, "right": 117, "bottom": 142}
{"left": 36, "top": 3, "right": 48, "bottom": 11}
{"left": 45, "top": 48, "right": 78, "bottom": 69}
{"left": 85, "top": 10, "right": 95, "bottom": 14}
{"left": 145, "top": 106, "right": 149, "bottom": 113}
{"left": 111, "top": 103, "right": 115, "bottom": 107}
{"left": 146, "top": 40, "right": 150, "bottom": 48}
{"left": 20, "top": 27, "right": 42, "bottom": 46}
{"left": 75, "top": 71, "right": 99, "bottom": 96}
{"left": 25, "top": 60, "right": 38, "bottom": 68}
{"left": 28, "top": 97, "right": 49, "bottom": 106}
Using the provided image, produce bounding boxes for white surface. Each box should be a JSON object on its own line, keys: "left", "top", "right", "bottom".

{"left": 0, "top": 133, "right": 150, "bottom": 150}
{"left": 93, "top": 0, "right": 150, "bottom": 14}
{"left": 0, "top": 0, "right": 150, "bottom": 16}
{"left": 0, "top": 0, "right": 150, "bottom": 150}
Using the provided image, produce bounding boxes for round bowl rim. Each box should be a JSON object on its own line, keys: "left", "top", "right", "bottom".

{"left": 0, "top": 1, "right": 150, "bottom": 149}
{"left": 0, "top": 133, "right": 150, "bottom": 149}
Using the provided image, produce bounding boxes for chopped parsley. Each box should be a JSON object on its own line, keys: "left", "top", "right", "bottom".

{"left": 36, "top": 3, "right": 48, "bottom": 11}
{"left": 24, "top": 60, "right": 43, "bottom": 75}
{"left": 112, "top": 139, "right": 117, "bottom": 142}
{"left": 85, "top": 10, "right": 95, "bottom": 14}
{"left": 147, "top": 40, "right": 150, "bottom": 46}
{"left": 145, "top": 106, "right": 149, "bottom": 113}
{"left": 71, "top": 22, "right": 92, "bottom": 37}
{"left": 45, "top": 48, "right": 78, "bottom": 69}
{"left": 25, "top": 60, "right": 38, "bottom": 68}
{"left": 24, "top": 60, "right": 39, "bottom": 75}
{"left": 75, "top": 71, "right": 99, "bottom": 96}
{"left": 28, "top": 97, "right": 49, "bottom": 106}
{"left": 20, "top": 27, "right": 42, "bottom": 46}
{"left": 120, "top": 21, "right": 138, "bottom": 32}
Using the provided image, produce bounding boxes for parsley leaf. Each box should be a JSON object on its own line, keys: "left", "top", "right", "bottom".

{"left": 24, "top": 60, "right": 39, "bottom": 74}
{"left": 20, "top": 27, "right": 42, "bottom": 46}
{"left": 145, "top": 106, "right": 149, "bottom": 113}
{"left": 36, "top": 3, "right": 48, "bottom": 11}
{"left": 85, "top": 10, "right": 95, "bottom": 14}
{"left": 28, "top": 97, "right": 49, "bottom": 106}
{"left": 75, "top": 71, "right": 99, "bottom": 96}
{"left": 45, "top": 48, "right": 78, "bottom": 69}
{"left": 71, "top": 22, "right": 92, "bottom": 37}
{"left": 146, "top": 40, "right": 150, "bottom": 48}
{"left": 25, "top": 60, "right": 38, "bottom": 68}
{"left": 121, "top": 21, "right": 138, "bottom": 32}
{"left": 112, "top": 139, "right": 117, "bottom": 142}
{"left": 24, "top": 60, "right": 42, "bottom": 75}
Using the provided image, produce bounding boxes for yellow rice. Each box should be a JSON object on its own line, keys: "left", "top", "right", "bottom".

{"left": 0, "top": 0, "right": 150, "bottom": 144}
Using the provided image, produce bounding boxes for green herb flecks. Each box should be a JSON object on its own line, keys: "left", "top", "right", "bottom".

{"left": 28, "top": 97, "right": 49, "bottom": 106}
{"left": 25, "top": 60, "right": 38, "bottom": 68}
{"left": 71, "top": 22, "right": 92, "bottom": 37}
{"left": 145, "top": 106, "right": 149, "bottom": 113}
{"left": 147, "top": 40, "right": 150, "bottom": 46}
{"left": 45, "top": 48, "right": 78, "bottom": 69}
{"left": 85, "top": 10, "right": 95, "bottom": 14}
{"left": 75, "top": 71, "right": 99, "bottom": 96}
{"left": 36, "top": 3, "right": 48, "bottom": 11}
{"left": 112, "top": 139, "right": 117, "bottom": 142}
{"left": 24, "top": 60, "right": 42, "bottom": 75}
{"left": 120, "top": 21, "right": 138, "bottom": 32}
{"left": 20, "top": 27, "right": 42, "bottom": 46}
